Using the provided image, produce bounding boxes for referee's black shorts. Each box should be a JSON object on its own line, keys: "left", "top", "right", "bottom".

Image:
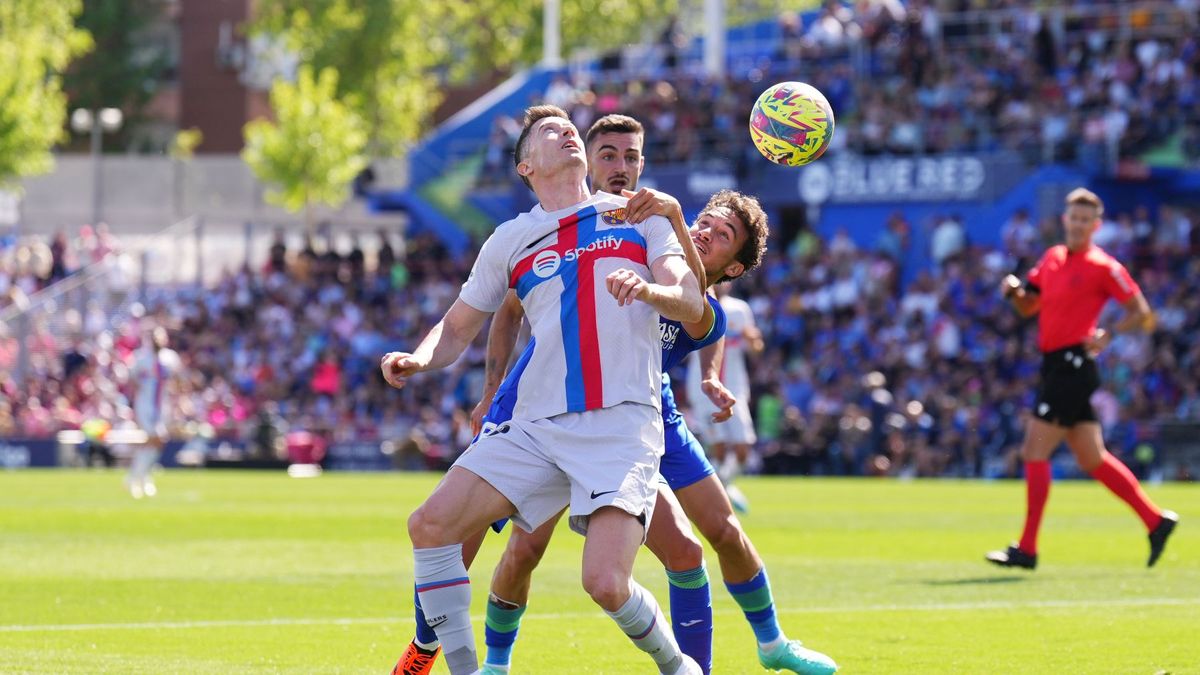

{"left": 1033, "top": 344, "right": 1101, "bottom": 427}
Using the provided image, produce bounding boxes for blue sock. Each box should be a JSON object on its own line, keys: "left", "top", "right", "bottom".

{"left": 484, "top": 597, "right": 526, "bottom": 666}
{"left": 725, "top": 567, "right": 783, "bottom": 646}
{"left": 666, "top": 565, "right": 713, "bottom": 674}
{"left": 413, "top": 587, "right": 439, "bottom": 647}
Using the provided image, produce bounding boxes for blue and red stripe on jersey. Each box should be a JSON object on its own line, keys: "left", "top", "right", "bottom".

{"left": 507, "top": 205, "right": 648, "bottom": 412}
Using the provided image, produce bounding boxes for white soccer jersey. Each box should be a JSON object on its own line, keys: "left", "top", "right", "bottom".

{"left": 688, "top": 294, "right": 756, "bottom": 402}
{"left": 460, "top": 192, "right": 684, "bottom": 421}
{"left": 133, "top": 346, "right": 181, "bottom": 422}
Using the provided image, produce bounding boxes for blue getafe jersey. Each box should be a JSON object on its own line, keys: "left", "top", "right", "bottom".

{"left": 485, "top": 295, "right": 726, "bottom": 429}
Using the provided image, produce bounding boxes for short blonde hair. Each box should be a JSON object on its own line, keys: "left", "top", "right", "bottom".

{"left": 1065, "top": 188, "right": 1104, "bottom": 217}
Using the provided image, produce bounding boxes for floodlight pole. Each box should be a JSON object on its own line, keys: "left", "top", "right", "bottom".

{"left": 73, "top": 108, "right": 123, "bottom": 226}
{"left": 89, "top": 117, "right": 103, "bottom": 226}
{"left": 704, "top": 0, "right": 726, "bottom": 78}
{"left": 543, "top": 0, "right": 562, "bottom": 68}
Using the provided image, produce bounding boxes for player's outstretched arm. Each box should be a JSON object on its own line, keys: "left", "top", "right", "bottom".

{"left": 606, "top": 255, "right": 704, "bottom": 323}
{"left": 381, "top": 299, "right": 490, "bottom": 389}
{"left": 470, "top": 290, "right": 525, "bottom": 435}
{"left": 622, "top": 187, "right": 717, "bottom": 339}
{"left": 622, "top": 188, "right": 707, "bottom": 290}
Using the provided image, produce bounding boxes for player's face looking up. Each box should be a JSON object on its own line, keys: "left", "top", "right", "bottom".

{"left": 1062, "top": 203, "right": 1100, "bottom": 252}
{"left": 516, "top": 116, "right": 586, "bottom": 185}
{"left": 588, "top": 131, "right": 645, "bottom": 195}
{"left": 692, "top": 206, "right": 748, "bottom": 282}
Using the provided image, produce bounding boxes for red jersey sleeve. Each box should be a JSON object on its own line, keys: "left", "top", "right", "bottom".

{"left": 1026, "top": 249, "right": 1052, "bottom": 289}
{"left": 1100, "top": 258, "right": 1139, "bottom": 303}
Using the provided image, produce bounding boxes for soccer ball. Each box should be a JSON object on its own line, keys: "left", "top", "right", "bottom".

{"left": 748, "top": 81, "right": 835, "bottom": 167}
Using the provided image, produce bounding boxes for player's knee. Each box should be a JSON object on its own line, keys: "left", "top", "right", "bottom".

{"left": 408, "top": 505, "right": 450, "bottom": 548}
{"left": 505, "top": 536, "right": 549, "bottom": 574}
{"left": 581, "top": 567, "right": 630, "bottom": 612}
{"left": 1077, "top": 451, "right": 1103, "bottom": 473}
{"left": 659, "top": 531, "right": 705, "bottom": 571}
{"left": 704, "top": 516, "right": 747, "bottom": 557}
{"left": 1018, "top": 441, "right": 1041, "bottom": 463}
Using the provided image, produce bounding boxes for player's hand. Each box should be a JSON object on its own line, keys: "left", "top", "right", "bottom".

{"left": 469, "top": 397, "right": 489, "bottom": 436}
{"left": 701, "top": 378, "right": 736, "bottom": 423}
{"left": 1084, "top": 328, "right": 1111, "bottom": 357}
{"left": 1000, "top": 274, "right": 1021, "bottom": 299}
{"left": 621, "top": 188, "right": 681, "bottom": 224}
{"left": 380, "top": 352, "right": 423, "bottom": 389}
{"left": 606, "top": 268, "right": 649, "bottom": 306}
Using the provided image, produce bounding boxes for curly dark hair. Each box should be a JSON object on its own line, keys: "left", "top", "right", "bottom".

{"left": 703, "top": 189, "right": 768, "bottom": 282}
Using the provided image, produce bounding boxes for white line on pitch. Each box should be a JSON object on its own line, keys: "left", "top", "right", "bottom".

{"left": 2, "top": 597, "right": 1195, "bottom": 633}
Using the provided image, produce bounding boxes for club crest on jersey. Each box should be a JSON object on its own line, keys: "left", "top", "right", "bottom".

{"left": 601, "top": 208, "right": 627, "bottom": 225}
{"left": 532, "top": 249, "right": 561, "bottom": 278}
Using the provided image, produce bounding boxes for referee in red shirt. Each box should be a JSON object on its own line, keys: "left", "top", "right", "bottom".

{"left": 987, "top": 188, "right": 1178, "bottom": 570}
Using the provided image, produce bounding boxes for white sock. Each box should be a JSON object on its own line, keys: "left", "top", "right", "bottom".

{"left": 130, "top": 450, "right": 157, "bottom": 481}
{"left": 413, "top": 544, "right": 476, "bottom": 675}
{"left": 760, "top": 635, "right": 787, "bottom": 652}
{"left": 605, "top": 581, "right": 684, "bottom": 675}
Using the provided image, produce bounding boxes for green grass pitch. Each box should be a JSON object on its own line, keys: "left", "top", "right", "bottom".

{"left": 1, "top": 471, "right": 1196, "bottom": 673}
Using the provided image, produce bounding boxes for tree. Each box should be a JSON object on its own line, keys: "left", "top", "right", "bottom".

{"left": 0, "top": 0, "right": 91, "bottom": 185}
{"left": 440, "top": 0, "right": 681, "bottom": 78}
{"left": 242, "top": 65, "right": 368, "bottom": 223}
{"left": 250, "top": 0, "right": 443, "bottom": 156}
{"left": 63, "top": 0, "right": 170, "bottom": 148}
{"left": 248, "top": 0, "right": 679, "bottom": 156}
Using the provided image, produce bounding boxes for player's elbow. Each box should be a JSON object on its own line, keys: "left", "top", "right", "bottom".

{"left": 1132, "top": 306, "right": 1156, "bottom": 333}
{"left": 680, "top": 293, "right": 705, "bottom": 324}
{"left": 496, "top": 298, "right": 525, "bottom": 327}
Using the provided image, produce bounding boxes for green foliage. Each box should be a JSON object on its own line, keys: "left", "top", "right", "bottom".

{"left": 443, "top": 0, "right": 680, "bottom": 79}
{"left": 0, "top": 0, "right": 91, "bottom": 185}
{"left": 250, "top": 0, "right": 443, "bottom": 156}
{"left": 241, "top": 65, "right": 368, "bottom": 214}
{"left": 64, "top": 0, "right": 170, "bottom": 129}
{"left": 169, "top": 127, "right": 204, "bottom": 161}
{"left": 723, "top": 0, "right": 822, "bottom": 25}
{"left": 248, "top": 0, "right": 680, "bottom": 155}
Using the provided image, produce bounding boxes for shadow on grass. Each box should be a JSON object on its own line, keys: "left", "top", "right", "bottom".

{"left": 919, "top": 576, "right": 1029, "bottom": 586}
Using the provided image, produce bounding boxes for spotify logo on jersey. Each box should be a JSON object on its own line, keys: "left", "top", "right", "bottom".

{"left": 532, "top": 249, "right": 561, "bottom": 278}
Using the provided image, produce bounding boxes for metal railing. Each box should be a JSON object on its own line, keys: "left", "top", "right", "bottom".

{"left": 1, "top": 215, "right": 203, "bottom": 384}
{"left": 935, "top": 1, "right": 1193, "bottom": 50}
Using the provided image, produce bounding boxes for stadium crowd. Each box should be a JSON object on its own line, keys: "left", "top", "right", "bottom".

{"left": 4, "top": 202, "right": 1200, "bottom": 479}
{"left": 478, "top": 0, "right": 1200, "bottom": 185}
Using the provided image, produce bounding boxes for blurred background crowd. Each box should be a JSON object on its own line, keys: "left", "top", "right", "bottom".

{"left": 6, "top": 197, "right": 1200, "bottom": 478}
{"left": 478, "top": 0, "right": 1200, "bottom": 190}
{"left": 5, "top": 0, "right": 1200, "bottom": 479}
